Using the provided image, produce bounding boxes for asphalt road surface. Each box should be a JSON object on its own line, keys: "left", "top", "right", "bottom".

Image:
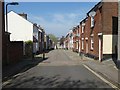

{"left": 3, "top": 49, "right": 114, "bottom": 89}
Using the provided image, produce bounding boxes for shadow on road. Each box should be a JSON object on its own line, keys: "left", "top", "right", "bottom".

{"left": 2, "top": 55, "right": 49, "bottom": 82}
{"left": 3, "top": 75, "right": 112, "bottom": 89}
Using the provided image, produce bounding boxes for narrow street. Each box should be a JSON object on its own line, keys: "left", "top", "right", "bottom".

{"left": 1, "top": 1, "right": 120, "bottom": 90}
{"left": 3, "top": 49, "right": 114, "bottom": 88}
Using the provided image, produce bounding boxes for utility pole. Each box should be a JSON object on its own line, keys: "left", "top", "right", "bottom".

{"left": 6, "top": 2, "right": 19, "bottom": 65}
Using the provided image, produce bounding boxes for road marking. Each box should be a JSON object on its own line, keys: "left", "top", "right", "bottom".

{"left": 2, "top": 79, "right": 12, "bottom": 87}
{"left": 13, "top": 73, "right": 22, "bottom": 78}
{"left": 83, "top": 64, "right": 119, "bottom": 89}
{"left": 114, "top": 66, "right": 118, "bottom": 71}
{"left": 2, "top": 73, "right": 23, "bottom": 87}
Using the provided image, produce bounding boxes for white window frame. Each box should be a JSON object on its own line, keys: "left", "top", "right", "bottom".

{"left": 91, "top": 37, "right": 94, "bottom": 50}
{"left": 82, "top": 38, "right": 84, "bottom": 50}
{"left": 82, "top": 23, "right": 85, "bottom": 33}
{"left": 91, "top": 16, "right": 94, "bottom": 28}
{"left": 76, "top": 42, "right": 78, "bottom": 49}
{"left": 82, "top": 26, "right": 84, "bottom": 33}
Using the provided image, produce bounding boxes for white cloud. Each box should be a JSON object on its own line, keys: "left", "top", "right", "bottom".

{"left": 53, "top": 14, "right": 65, "bottom": 23}
{"left": 67, "top": 13, "right": 79, "bottom": 18}
{"left": 28, "top": 12, "right": 83, "bottom": 37}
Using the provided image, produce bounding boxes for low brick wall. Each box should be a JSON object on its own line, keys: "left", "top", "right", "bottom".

{"left": 9, "top": 41, "right": 23, "bottom": 64}
{"left": 3, "top": 41, "right": 23, "bottom": 65}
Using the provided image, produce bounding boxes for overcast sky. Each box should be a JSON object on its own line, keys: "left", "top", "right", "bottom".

{"left": 6, "top": 2, "right": 99, "bottom": 37}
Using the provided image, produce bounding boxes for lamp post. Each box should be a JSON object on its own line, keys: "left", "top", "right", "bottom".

{"left": 6, "top": 2, "right": 19, "bottom": 65}
{"left": 6, "top": 2, "right": 19, "bottom": 32}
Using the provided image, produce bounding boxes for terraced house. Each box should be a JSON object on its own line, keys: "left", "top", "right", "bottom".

{"left": 73, "top": 26, "right": 80, "bottom": 52}
{"left": 65, "top": 1, "right": 118, "bottom": 62}
{"left": 5, "top": 11, "right": 45, "bottom": 55}
{"left": 84, "top": 2, "right": 118, "bottom": 62}
{"left": 79, "top": 17, "right": 89, "bottom": 57}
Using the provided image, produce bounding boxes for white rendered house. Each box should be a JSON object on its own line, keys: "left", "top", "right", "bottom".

{"left": 5, "top": 11, "right": 40, "bottom": 54}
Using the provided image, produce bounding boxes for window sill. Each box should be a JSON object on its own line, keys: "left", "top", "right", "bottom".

{"left": 91, "top": 26, "right": 94, "bottom": 29}
{"left": 90, "top": 49, "right": 93, "bottom": 51}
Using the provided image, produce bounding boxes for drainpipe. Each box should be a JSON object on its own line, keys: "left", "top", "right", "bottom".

{"left": 98, "top": 33, "right": 102, "bottom": 62}
{"left": 99, "top": 38, "right": 101, "bottom": 62}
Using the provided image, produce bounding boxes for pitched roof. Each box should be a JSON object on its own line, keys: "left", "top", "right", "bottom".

{"left": 7, "top": 10, "right": 34, "bottom": 25}
{"left": 87, "top": 2, "right": 102, "bottom": 16}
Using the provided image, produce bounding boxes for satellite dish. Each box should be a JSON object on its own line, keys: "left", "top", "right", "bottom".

{"left": 89, "top": 11, "right": 96, "bottom": 17}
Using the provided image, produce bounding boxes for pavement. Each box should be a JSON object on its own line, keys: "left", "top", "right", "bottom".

{"left": 65, "top": 50, "right": 120, "bottom": 88}
{"left": 84, "top": 58, "right": 120, "bottom": 88}
{"left": 2, "top": 56, "right": 43, "bottom": 82}
{"left": 2, "top": 49, "right": 120, "bottom": 89}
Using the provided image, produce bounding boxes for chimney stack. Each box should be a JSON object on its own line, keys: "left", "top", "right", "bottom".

{"left": 19, "top": 13, "right": 27, "bottom": 20}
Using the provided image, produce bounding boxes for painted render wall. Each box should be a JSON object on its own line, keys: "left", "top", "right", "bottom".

{"left": 77, "top": 2, "right": 118, "bottom": 60}
{"left": 86, "top": 2, "right": 118, "bottom": 59}
{"left": 102, "top": 2, "right": 118, "bottom": 58}
{"left": 33, "top": 25, "right": 39, "bottom": 53}
{"left": 103, "top": 35, "right": 117, "bottom": 54}
{"left": 5, "top": 11, "right": 33, "bottom": 42}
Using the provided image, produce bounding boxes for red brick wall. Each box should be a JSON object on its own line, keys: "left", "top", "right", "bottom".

{"left": 85, "top": 2, "right": 118, "bottom": 59}
{"left": 9, "top": 41, "right": 23, "bottom": 64}
{"left": 79, "top": 24, "right": 82, "bottom": 53}
{"left": 102, "top": 2, "right": 118, "bottom": 34}
{"left": 80, "top": 19, "right": 88, "bottom": 54}
{"left": 3, "top": 37, "right": 23, "bottom": 65}
{"left": 84, "top": 18, "right": 90, "bottom": 54}
{"left": 66, "top": 38, "right": 68, "bottom": 49}
{"left": 88, "top": 7, "right": 102, "bottom": 58}
{"left": 76, "top": 26, "right": 79, "bottom": 52}
{"left": 73, "top": 29, "right": 77, "bottom": 51}
{"left": 1, "top": 1, "right": 6, "bottom": 65}
{"left": 74, "top": 2, "right": 118, "bottom": 59}
{"left": 73, "top": 27, "right": 79, "bottom": 52}
{"left": 2, "top": 33, "right": 10, "bottom": 65}
{"left": 80, "top": 23, "right": 85, "bottom": 53}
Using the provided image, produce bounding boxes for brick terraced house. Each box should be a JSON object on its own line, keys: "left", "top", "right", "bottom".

{"left": 85, "top": 2, "right": 118, "bottom": 61}
{"left": 65, "top": 1, "right": 118, "bottom": 62}
{"left": 73, "top": 26, "right": 80, "bottom": 52}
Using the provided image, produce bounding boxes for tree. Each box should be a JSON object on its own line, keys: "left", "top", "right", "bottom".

{"left": 25, "top": 40, "right": 33, "bottom": 58}
{"left": 48, "top": 34, "right": 58, "bottom": 44}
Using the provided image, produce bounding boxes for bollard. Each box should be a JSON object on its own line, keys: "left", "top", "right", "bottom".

{"left": 43, "top": 49, "right": 45, "bottom": 60}
{"left": 80, "top": 53, "right": 83, "bottom": 59}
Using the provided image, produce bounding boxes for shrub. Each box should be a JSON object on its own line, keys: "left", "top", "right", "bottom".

{"left": 25, "top": 40, "right": 33, "bottom": 58}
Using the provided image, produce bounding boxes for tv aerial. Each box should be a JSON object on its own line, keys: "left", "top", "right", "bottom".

{"left": 89, "top": 11, "right": 96, "bottom": 17}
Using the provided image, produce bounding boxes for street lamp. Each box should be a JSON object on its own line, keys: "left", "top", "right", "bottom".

{"left": 6, "top": 2, "right": 19, "bottom": 32}
{"left": 6, "top": 2, "right": 19, "bottom": 65}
